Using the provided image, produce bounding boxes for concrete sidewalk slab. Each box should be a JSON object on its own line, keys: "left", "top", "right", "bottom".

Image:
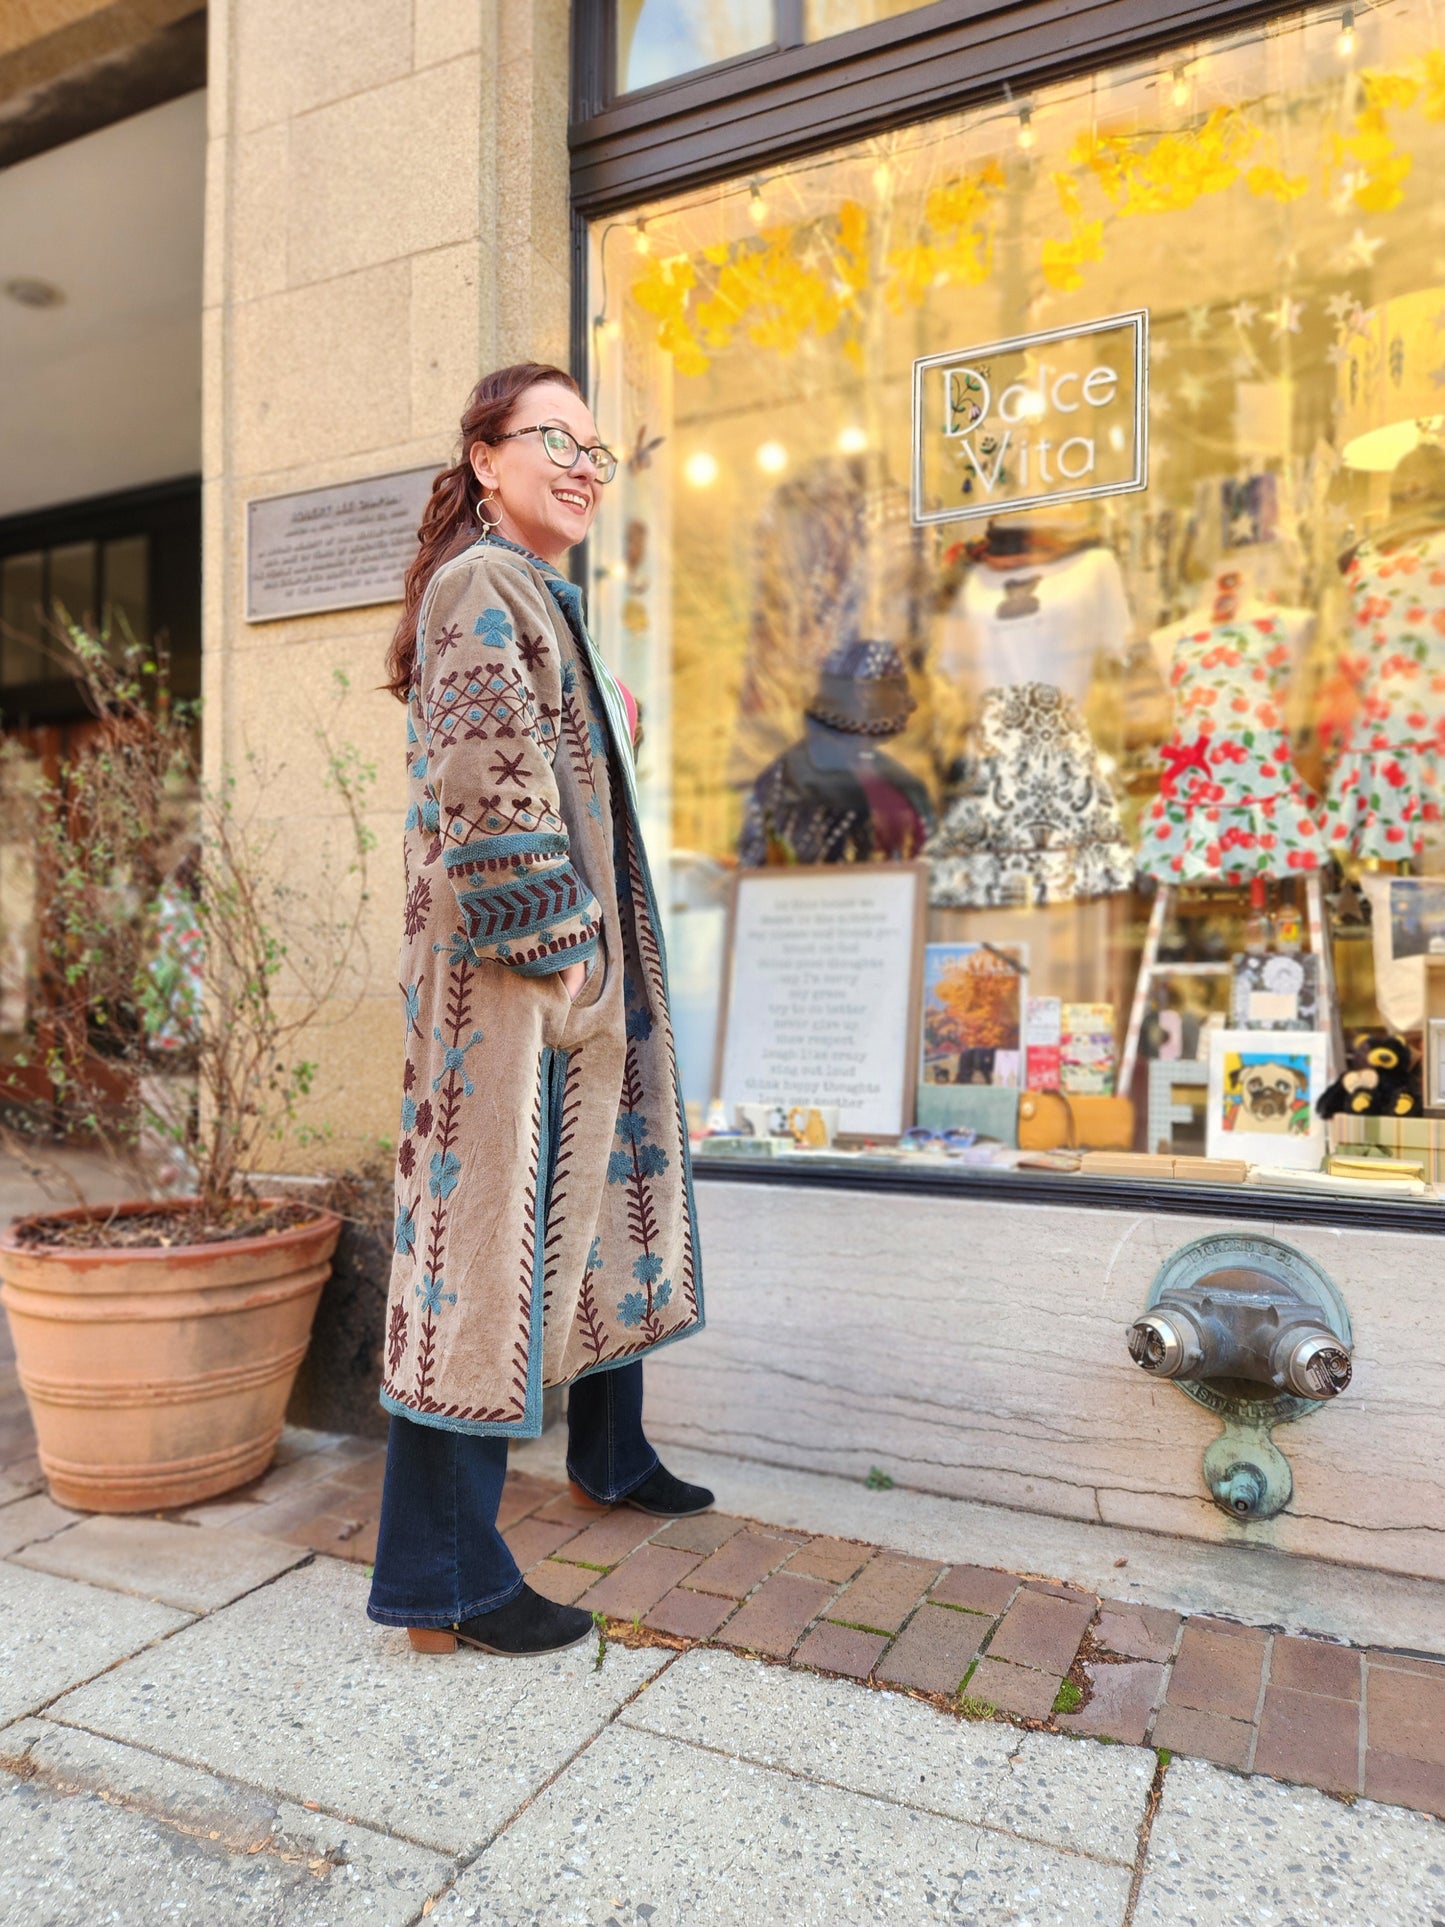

{"left": 13, "top": 1515, "right": 309, "bottom": 1612}
{"left": 0, "top": 1561, "right": 188, "bottom": 1726}
{"left": 620, "top": 1648, "right": 1154, "bottom": 1865}
{"left": 442, "top": 1720, "right": 1134, "bottom": 1926}
{"left": 1134, "top": 1755, "right": 1445, "bottom": 1925}
{"left": 0, "top": 1493, "right": 74, "bottom": 1559}
{"left": 0, "top": 1720, "right": 450, "bottom": 1926}
{"left": 50, "top": 1556, "right": 671, "bottom": 1855}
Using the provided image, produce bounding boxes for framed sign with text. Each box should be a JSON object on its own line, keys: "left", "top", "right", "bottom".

{"left": 911, "top": 310, "right": 1149, "bottom": 527}
{"left": 714, "top": 863, "right": 928, "bottom": 1140}
{"left": 246, "top": 465, "right": 438, "bottom": 621}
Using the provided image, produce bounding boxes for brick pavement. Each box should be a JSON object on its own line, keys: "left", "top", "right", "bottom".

{"left": 4, "top": 1371, "right": 1439, "bottom": 1829}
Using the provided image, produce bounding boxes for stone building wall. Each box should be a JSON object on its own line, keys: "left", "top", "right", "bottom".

{"left": 202, "top": 0, "right": 572, "bottom": 1169}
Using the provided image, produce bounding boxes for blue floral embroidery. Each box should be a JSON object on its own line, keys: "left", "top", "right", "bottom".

{"left": 587, "top": 1236, "right": 603, "bottom": 1271}
{"left": 632, "top": 1252, "right": 663, "bottom": 1285}
{"left": 416, "top": 1270, "right": 457, "bottom": 1314}
{"left": 400, "top": 981, "right": 422, "bottom": 1033}
{"left": 429, "top": 1149, "right": 461, "bottom": 1199}
{"left": 394, "top": 1203, "right": 417, "bottom": 1256}
{"left": 617, "top": 1292, "right": 647, "bottom": 1329}
{"left": 656, "top": 1280, "right": 673, "bottom": 1310}
{"left": 474, "top": 608, "right": 513, "bottom": 647}
{"left": 401, "top": 1095, "right": 418, "bottom": 1132}
{"left": 431, "top": 1024, "right": 484, "bottom": 1094}
{"left": 625, "top": 996, "right": 654, "bottom": 1043}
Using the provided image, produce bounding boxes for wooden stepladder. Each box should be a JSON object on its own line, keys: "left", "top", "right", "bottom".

{"left": 1118, "top": 875, "right": 1344, "bottom": 1097}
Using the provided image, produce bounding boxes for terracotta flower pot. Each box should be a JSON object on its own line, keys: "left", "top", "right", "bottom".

{"left": 0, "top": 1200, "right": 341, "bottom": 1513}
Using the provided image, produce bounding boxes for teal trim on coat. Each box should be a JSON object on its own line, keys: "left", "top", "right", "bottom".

{"left": 509, "top": 930, "right": 600, "bottom": 976}
{"left": 444, "top": 831, "right": 569, "bottom": 870}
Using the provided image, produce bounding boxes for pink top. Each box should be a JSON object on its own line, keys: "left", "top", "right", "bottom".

{"left": 618, "top": 678, "right": 639, "bottom": 747}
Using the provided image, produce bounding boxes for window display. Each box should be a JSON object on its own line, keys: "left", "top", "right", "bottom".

{"left": 587, "top": 1, "right": 1445, "bottom": 1199}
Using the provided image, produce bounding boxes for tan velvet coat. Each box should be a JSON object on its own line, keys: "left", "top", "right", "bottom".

{"left": 380, "top": 535, "right": 703, "bottom": 1435}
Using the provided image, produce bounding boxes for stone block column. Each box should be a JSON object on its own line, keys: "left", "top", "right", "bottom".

{"left": 202, "top": 0, "right": 571, "bottom": 1169}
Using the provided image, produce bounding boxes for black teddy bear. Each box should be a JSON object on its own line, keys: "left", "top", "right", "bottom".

{"left": 1315, "top": 1032, "right": 1421, "bottom": 1119}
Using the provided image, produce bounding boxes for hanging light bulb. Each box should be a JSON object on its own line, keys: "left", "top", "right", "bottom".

{"left": 633, "top": 219, "right": 651, "bottom": 256}
{"left": 837, "top": 426, "right": 868, "bottom": 455}
{"left": 1016, "top": 106, "right": 1036, "bottom": 153}
{"left": 756, "top": 441, "right": 788, "bottom": 475}
{"left": 748, "top": 180, "right": 768, "bottom": 224}
{"left": 1170, "top": 66, "right": 1191, "bottom": 107}
{"left": 1336, "top": 6, "right": 1356, "bottom": 58}
{"left": 872, "top": 161, "right": 893, "bottom": 197}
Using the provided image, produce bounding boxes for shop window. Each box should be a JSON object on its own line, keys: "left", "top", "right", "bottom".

{"left": 616, "top": 0, "right": 776, "bottom": 94}
{"left": 804, "top": 0, "right": 938, "bottom": 39}
{"left": 1, "top": 553, "right": 46, "bottom": 686}
{"left": 589, "top": 0, "right": 1445, "bottom": 1198}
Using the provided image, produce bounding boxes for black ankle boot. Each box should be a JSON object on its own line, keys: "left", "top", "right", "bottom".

{"left": 623, "top": 1463, "right": 715, "bottom": 1517}
{"left": 408, "top": 1583, "right": 594, "bottom": 1657}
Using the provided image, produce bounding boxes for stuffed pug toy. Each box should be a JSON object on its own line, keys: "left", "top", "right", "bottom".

{"left": 1315, "top": 1033, "right": 1421, "bottom": 1118}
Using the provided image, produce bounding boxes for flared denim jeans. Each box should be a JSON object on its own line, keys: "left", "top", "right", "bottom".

{"left": 367, "top": 1362, "right": 658, "bottom": 1628}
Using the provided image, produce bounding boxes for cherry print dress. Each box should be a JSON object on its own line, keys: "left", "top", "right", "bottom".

{"left": 1139, "top": 609, "right": 1326, "bottom": 884}
{"left": 1323, "top": 534, "right": 1445, "bottom": 862}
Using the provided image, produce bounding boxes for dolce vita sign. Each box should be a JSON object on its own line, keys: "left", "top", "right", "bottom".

{"left": 912, "top": 310, "right": 1149, "bottom": 527}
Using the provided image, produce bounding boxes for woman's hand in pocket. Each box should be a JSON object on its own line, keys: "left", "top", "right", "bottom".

{"left": 559, "top": 961, "right": 587, "bottom": 1002}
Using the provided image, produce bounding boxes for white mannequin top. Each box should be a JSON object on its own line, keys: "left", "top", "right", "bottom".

{"left": 938, "top": 546, "right": 1133, "bottom": 704}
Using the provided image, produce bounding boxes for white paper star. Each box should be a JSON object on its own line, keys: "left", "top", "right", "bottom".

{"left": 1177, "top": 373, "right": 1208, "bottom": 408}
{"left": 1331, "top": 170, "right": 1369, "bottom": 216}
{"left": 1229, "top": 300, "right": 1259, "bottom": 330}
{"left": 1151, "top": 391, "right": 1174, "bottom": 418}
{"left": 1186, "top": 304, "right": 1212, "bottom": 340}
{"left": 1326, "top": 292, "right": 1359, "bottom": 323}
{"left": 1339, "top": 228, "right": 1384, "bottom": 270}
{"left": 1151, "top": 337, "right": 1172, "bottom": 362}
{"left": 1325, "top": 340, "right": 1351, "bottom": 367}
{"left": 1267, "top": 297, "right": 1305, "bottom": 336}
{"left": 1231, "top": 353, "right": 1256, "bottom": 378}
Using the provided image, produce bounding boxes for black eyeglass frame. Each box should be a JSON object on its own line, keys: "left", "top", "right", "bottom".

{"left": 490, "top": 424, "right": 619, "bottom": 483}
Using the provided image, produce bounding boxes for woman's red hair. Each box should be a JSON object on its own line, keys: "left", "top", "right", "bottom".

{"left": 384, "top": 363, "right": 582, "bottom": 700}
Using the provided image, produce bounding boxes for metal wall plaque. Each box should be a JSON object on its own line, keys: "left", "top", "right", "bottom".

{"left": 912, "top": 310, "right": 1149, "bottom": 527}
{"left": 245, "top": 465, "right": 439, "bottom": 621}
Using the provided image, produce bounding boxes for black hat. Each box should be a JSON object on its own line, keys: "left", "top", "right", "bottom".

{"left": 805, "top": 640, "right": 915, "bottom": 737}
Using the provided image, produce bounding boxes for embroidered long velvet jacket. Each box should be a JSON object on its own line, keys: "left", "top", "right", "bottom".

{"left": 381, "top": 536, "right": 703, "bottom": 1435}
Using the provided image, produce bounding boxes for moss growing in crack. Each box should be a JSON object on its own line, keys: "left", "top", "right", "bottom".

{"left": 1052, "top": 1680, "right": 1084, "bottom": 1716}
{"left": 864, "top": 1466, "right": 894, "bottom": 1490}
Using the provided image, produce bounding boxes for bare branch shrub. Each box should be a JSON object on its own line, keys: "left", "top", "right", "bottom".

{"left": 3, "top": 625, "right": 375, "bottom": 1229}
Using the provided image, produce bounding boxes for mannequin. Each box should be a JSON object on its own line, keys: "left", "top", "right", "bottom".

{"left": 1323, "top": 443, "right": 1445, "bottom": 864}
{"left": 926, "top": 524, "right": 1134, "bottom": 908}
{"left": 1140, "top": 549, "right": 1325, "bottom": 885}
{"left": 737, "top": 639, "right": 935, "bottom": 866}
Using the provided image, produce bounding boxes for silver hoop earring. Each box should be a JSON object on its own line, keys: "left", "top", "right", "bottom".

{"left": 475, "top": 490, "right": 501, "bottom": 532}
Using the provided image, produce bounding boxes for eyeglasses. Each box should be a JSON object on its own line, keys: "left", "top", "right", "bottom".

{"left": 492, "top": 425, "right": 618, "bottom": 484}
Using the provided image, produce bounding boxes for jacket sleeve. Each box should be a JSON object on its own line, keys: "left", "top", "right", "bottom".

{"left": 414, "top": 551, "right": 601, "bottom": 976}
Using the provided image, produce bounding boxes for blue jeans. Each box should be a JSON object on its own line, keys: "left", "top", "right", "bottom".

{"left": 367, "top": 1362, "right": 659, "bottom": 1627}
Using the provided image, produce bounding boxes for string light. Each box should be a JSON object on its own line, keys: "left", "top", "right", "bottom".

{"left": 872, "top": 162, "right": 893, "bottom": 196}
{"left": 1336, "top": 6, "right": 1356, "bottom": 58}
{"left": 756, "top": 441, "right": 788, "bottom": 474}
{"left": 748, "top": 180, "right": 769, "bottom": 224}
{"left": 1170, "top": 66, "right": 1191, "bottom": 107}
{"left": 633, "top": 219, "right": 651, "bottom": 255}
{"left": 684, "top": 451, "right": 719, "bottom": 488}
{"left": 1016, "top": 106, "right": 1036, "bottom": 152}
{"left": 837, "top": 426, "right": 868, "bottom": 455}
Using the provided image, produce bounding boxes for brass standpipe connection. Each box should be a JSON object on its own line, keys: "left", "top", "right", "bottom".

{"left": 1125, "top": 1239, "right": 1354, "bottom": 1521}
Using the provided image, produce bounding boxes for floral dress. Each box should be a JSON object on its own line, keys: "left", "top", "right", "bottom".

{"left": 1139, "top": 610, "right": 1325, "bottom": 884}
{"left": 926, "top": 682, "right": 1134, "bottom": 907}
{"left": 1323, "top": 535, "right": 1445, "bottom": 862}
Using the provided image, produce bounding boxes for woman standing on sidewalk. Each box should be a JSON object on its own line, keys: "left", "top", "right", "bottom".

{"left": 368, "top": 363, "right": 707, "bottom": 1658}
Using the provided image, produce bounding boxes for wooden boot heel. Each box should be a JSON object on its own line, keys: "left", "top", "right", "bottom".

{"left": 568, "top": 1479, "right": 610, "bottom": 1511}
{"left": 407, "top": 1627, "right": 458, "bottom": 1654}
